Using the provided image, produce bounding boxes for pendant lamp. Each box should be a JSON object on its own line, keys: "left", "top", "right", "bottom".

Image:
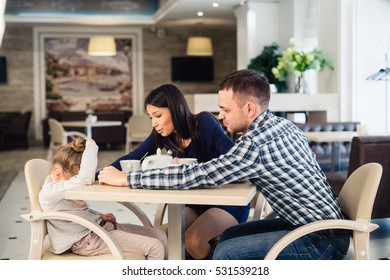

{"left": 88, "top": 36, "right": 116, "bottom": 56}
{"left": 186, "top": 36, "right": 213, "bottom": 56}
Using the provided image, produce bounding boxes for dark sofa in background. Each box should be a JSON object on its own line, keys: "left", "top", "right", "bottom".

{"left": 42, "top": 110, "right": 132, "bottom": 149}
{"left": 0, "top": 110, "right": 32, "bottom": 150}
{"left": 327, "top": 136, "right": 390, "bottom": 219}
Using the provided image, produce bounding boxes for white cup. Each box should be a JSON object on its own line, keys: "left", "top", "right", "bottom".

{"left": 177, "top": 158, "right": 197, "bottom": 165}
{"left": 120, "top": 160, "right": 141, "bottom": 172}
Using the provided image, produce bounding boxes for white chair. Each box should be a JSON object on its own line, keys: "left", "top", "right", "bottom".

{"left": 47, "top": 118, "right": 87, "bottom": 160}
{"left": 21, "top": 158, "right": 147, "bottom": 260}
{"left": 125, "top": 114, "right": 152, "bottom": 153}
{"left": 249, "top": 191, "right": 276, "bottom": 220}
{"left": 264, "top": 162, "right": 383, "bottom": 260}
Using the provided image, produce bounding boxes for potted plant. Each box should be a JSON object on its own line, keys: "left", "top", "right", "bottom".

{"left": 272, "top": 38, "right": 333, "bottom": 93}
{"left": 247, "top": 43, "right": 287, "bottom": 92}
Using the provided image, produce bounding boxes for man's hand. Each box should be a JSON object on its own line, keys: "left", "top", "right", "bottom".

{"left": 98, "top": 166, "right": 128, "bottom": 187}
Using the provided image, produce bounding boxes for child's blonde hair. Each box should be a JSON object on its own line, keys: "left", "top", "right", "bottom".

{"left": 51, "top": 137, "right": 86, "bottom": 176}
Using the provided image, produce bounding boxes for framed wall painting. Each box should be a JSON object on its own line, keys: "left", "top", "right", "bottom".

{"left": 44, "top": 37, "right": 132, "bottom": 112}
{"left": 33, "top": 27, "right": 144, "bottom": 139}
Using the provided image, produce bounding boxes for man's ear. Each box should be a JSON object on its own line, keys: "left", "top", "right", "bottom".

{"left": 246, "top": 101, "right": 257, "bottom": 118}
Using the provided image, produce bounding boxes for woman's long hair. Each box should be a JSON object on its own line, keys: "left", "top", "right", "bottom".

{"left": 145, "top": 84, "right": 208, "bottom": 159}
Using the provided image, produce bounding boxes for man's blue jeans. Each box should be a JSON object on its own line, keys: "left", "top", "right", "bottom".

{"left": 213, "top": 218, "right": 351, "bottom": 260}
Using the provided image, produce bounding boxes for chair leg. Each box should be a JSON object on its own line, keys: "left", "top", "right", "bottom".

{"left": 125, "top": 142, "right": 132, "bottom": 154}
{"left": 47, "top": 150, "right": 52, "bottom": 161}
{"left": 47, "top": 145, "right": 57, "bottom": 161}
{"left": 353, "top": 231, "right": 370, "bottom": 260}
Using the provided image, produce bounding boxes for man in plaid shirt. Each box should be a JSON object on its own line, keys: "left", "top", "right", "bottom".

{"left": 99, "top": 69, "right": 351, "bottom": 260}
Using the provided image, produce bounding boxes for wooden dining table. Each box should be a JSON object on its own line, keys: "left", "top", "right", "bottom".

{"left": 65, "top": 182, "right": 257, "bottom": 260}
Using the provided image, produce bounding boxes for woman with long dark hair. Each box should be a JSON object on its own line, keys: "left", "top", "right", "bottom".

{"left": 103, "top": 84, "right": 250, "bottom": 259}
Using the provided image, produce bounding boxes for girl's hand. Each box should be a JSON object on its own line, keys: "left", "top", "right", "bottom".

{"left": 100, "top": 213, "right": 116, "bottom": 223}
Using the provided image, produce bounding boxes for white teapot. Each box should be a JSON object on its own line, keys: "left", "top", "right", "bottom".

{"left": 141, "top": 148, "right": 173, "bottom": 170}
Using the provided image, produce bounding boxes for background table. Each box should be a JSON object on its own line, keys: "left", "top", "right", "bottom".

{"left": 65, "top": 182, "right": 257, "bottom": 260}
{"left": 304, "top": 131, "right": 358, "bottom": 173}
{"left": 61, "top": 120, "right": 122, "bottom": 138}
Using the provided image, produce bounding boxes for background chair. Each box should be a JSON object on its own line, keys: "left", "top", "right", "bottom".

{"left": 22, "top": 158, "right": 146, "bottom": 260}
{"left": 125, "top": 114, "right": 152, "bottom": 153}
{"left": 47, "top": 118, "right": 87, "bottom": 160}
{"left": 264, "top": 162, "right": 383, "bottom": 260}
{"left": 327, "top": 136, "right": 390, "bottom": 219}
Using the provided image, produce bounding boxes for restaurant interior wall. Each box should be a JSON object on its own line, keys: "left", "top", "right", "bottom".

{"left": 353, "top": 0, "right": 390, "bottom": 134}
{"left": 0, "top": 25, "right": 236, "bottom": 141}
{"left": 2, "top": 1, "right": 390, "bottom": 140}
{"left": 316, "top": 0, "right": 390, "bottom": 134}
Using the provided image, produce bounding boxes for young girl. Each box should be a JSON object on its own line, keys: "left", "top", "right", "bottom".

{"left": 39, "top": 137, "right": 168, "bottom": 260}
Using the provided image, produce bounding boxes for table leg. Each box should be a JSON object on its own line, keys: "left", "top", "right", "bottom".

{"left": 167, "top": 204, "right": 185, "bottom": 260}
{"left": 86, "top": 125, "right": 92, "bottom": 138}
{"left": 331, "top": 142, "right": 341, "bottom": 173}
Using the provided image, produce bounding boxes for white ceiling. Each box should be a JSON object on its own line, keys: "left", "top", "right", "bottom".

{"left": 4, "top": 0, "right": 246, "bottom": 28}
{"left": 156, "top": 0, "right": 244, "bottom": 28}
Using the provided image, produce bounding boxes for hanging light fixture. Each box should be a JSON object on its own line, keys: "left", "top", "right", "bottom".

{"left": 88, "top": 36, "right": 116, "bottom": 56}
{"left": 186, "top": 37, "right": 213, "bottom": 56}
{"left": 186, "top": 22, "right": 213, "bottom": 56}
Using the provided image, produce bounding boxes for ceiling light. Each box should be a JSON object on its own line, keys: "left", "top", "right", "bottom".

{"left": 197, "top": 11, "right": 204, "bottom": 17}
{"left": 212, "top": 3, "right": 219, "bottom": 8}
{"left": 186, "top": 37, "right": 213, "bottom": 56}
{"left": 88, "top": 36, "right": 116, "bottom": 56}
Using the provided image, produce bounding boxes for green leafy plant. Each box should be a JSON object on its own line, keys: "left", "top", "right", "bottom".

{"left": 247, "top": 43, "right": 287, "bottom": 92}
{"left": 272, "top": 38, "right": 333, "bottom": 82}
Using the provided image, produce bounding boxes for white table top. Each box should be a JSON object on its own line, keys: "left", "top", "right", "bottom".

{"left": 304, "top": 131, "right": 358, "bottom": 142}
{"left": 65, "top": 182, "right": 257, "bottom": 206}
{"left": 61, "top": 120, "right": 122, "bottom": 127}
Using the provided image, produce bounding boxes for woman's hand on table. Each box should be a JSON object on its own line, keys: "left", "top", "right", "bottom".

{"left": 98, "top": 166, "right": 128, "bottom": 187}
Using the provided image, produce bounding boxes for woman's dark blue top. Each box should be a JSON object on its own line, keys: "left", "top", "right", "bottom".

{"left": 108, "top": 113, "right": 250, "bottom": 223}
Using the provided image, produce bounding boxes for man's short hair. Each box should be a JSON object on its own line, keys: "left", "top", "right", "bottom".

{"left": 219, "top": 69, "right": 270, "bottom": 107}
